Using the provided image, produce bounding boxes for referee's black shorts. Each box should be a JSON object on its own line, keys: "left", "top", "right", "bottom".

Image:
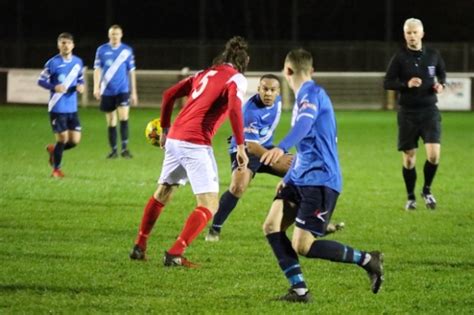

{"left": 397, "top": 106, "right": 441, "bottom": 151}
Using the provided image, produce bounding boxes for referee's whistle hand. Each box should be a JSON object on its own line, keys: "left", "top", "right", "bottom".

{"left": 408, "top": 77, "right": 422, "bottom": 88}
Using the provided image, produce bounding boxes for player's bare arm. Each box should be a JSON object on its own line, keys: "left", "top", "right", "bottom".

{"left": 236, "top": 144, "right": 249, "bottom": 169}
{"left": 130, "top": 70, "right": 138, "bottom": 106}
{"left": 93, "top": 68, "right": 101, "bottom": 100}
{"left": 260, "top": 147, "right": 284, "bottom": 166}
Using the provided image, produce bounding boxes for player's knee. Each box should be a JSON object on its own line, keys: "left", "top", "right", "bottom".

{"left": 229, "top": 184, "right": 246, "bottom": 198}
{"left": 403, "top": 154, "right": 416, "bottom": 168}
{"left": 292, "top": 237, "right": 311, "bottom": 256}
{"left": 58, "top": 134, "right": 68, "bottom": 143}
{"left": 262, "top": 219, "right": 279, "bottom": 235}
{"left": 427, "top": 154, "right": 439, "bottom": 165}
{"left": 154, "top": 184, "right": 174, "bottom": 205}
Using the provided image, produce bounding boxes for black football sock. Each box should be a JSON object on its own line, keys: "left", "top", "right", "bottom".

{"left": 423, "top": 160, "right": 438, "bottom": 194}
{"left": 64, "top": 142, "right": 76, "bottom": 150}
{"left": 266, "top": 232, "right": 308, "bottom": 293}
{"left": 306, "top": 240, "right": 368, "bottom": 266}
{"left": 211, "top": 190, "right": 240, "bottom": 233}
{"left": 120, "top": 120, "right": 129, "bottom": 151}
{"left": 53, "top": 142, "right": 65, "bottom": 169}
{"left": 402, "top": 167, "right": 416, "bottom": 200}
{"left": 108, "top": 126, "right": 117, "bottom": 152}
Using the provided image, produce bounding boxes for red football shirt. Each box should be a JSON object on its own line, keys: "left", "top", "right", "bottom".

{"left": 160, "top": 64, "right": 247, "bottom": 146}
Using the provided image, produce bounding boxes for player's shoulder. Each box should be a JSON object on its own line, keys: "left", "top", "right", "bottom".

{"left": 299, "top": 81, "right": 325, "bottom": 107}
{"left": 45, "top": 54, "right": 62, "bottom": 67}
{"left": 72, "top": 55, "right": 84, "bottom": 65}
{"left": 120, "top": 43, "right": 133, "bottom": 51}
{"left": 97, "top": 43, "right": 110, "bottom": 51}
{"left": 226, "top": 70, "right": 247, "bottom": 90}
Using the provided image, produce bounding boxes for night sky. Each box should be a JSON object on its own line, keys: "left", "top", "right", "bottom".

{"left": 1, "top": 0, "right": 473, "bottom": 42}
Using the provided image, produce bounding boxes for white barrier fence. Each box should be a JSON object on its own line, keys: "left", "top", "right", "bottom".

{"left": 2, "top": 68, "right": 473, "bottom": 111}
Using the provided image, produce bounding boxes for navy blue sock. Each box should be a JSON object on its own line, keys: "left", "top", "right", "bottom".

{"left": 306, "top": 240, "right": 367, "bottom": 265}
{"left": 108, "top": 126, "right": 117, "bottom": 152}
{"left": 64, "top": 142, "right": 76, "bottom": 150}
{"left": 402, "top": 167, "right": 417, "bottom": 200}
{"left": 423, "top": 161, "right": 438, "bottom": 194}
{"left": 266, "top": 232, "right": 307, "bottom": 290}
{"left": 211, "top": 190, "right": 240, "bottom": 232}
{"left": 120, "top": 120, "right": 129, "bottom": 151}
{"left": 53, "top": 142, "right": 65, "bottom": 169}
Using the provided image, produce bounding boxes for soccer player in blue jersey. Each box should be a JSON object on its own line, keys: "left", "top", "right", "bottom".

{"left": 260, "top": 49, "right": 384, "bottom": 303}
{"left": 206, "top": 74, "right": 344, "bottom": 242}
{"left": 205, "top": 74, "right": 289, "bottom": 241}
{"left": 38, "top": 32, "right": 85, "bottom": 178}
{"left": 93, "top": 25, "right": 138, "bottom": 159}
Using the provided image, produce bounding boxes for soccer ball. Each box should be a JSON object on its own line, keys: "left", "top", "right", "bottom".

{"left": 145, "top": 118, "right": 162, "bottom": 146}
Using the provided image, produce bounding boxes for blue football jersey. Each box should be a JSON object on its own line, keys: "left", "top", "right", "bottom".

{"left": 94, "top": 43, "right": 136, "bottom": 96}
{"left": 283, "top": 80, "right": 342, "bottom": 192}
{"left": 38, "top": 54, "right": 84, "bottom": 113}
{"left": 229, "top": 94, "right": 282, "bottom": 153}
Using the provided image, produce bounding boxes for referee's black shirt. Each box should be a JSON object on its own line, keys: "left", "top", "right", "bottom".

{"left": 384, "top": 46, "right": 446, "bottom": 110}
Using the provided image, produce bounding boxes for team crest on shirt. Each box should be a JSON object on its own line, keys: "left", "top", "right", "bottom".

{"left": 428, "top": 66, "right": 436, "bottom": 77}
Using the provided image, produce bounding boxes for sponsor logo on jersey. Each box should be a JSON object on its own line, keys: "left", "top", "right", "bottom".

{"left": 58, "top": 74, "right": 66, "bottom": 83}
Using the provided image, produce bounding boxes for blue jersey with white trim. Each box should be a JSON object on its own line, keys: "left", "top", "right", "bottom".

{"left": 38, "top": 54, "right": 84, "bottom": 113}
{"left": 229, "top": 94, "right": 282, "bottom": 153}
{"left": 94, "top": 43, "right": 135, "bottom": 95}
{"left": 283, "top": 80, "right": 342, "bottom": 192}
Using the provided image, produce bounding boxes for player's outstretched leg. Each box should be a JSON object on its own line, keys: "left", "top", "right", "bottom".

{"left": 305, "top": 240, "right": 384, "bottom": 294}
{"left": 130, "top": 197, "right": 165, "bottom": 260}
{"left": 164, "top": 206, "right": 213, "bottom": 267}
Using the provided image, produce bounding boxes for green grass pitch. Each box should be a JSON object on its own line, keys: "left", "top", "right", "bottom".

{"left": 1, "top": 105, "right": 473, "bottom": 314}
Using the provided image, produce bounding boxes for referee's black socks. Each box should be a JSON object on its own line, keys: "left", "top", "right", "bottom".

{"left": 423, "top": 160, "right": 438, "bottom": 194}
{"left": 402, "top": 167, "right": 417, "bottom": 200}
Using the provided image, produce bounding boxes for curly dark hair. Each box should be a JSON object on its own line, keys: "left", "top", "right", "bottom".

{"left": 216, "top": 36, "right": 249, "bottom": 73}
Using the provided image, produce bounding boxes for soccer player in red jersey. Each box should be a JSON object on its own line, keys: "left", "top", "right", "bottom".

{"left": 129, "top": 36, "right": 250, "bottom": 267}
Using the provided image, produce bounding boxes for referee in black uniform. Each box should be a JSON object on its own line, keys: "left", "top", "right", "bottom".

{"left": 384, "top": 18, "right": 446, "bottom": 211}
